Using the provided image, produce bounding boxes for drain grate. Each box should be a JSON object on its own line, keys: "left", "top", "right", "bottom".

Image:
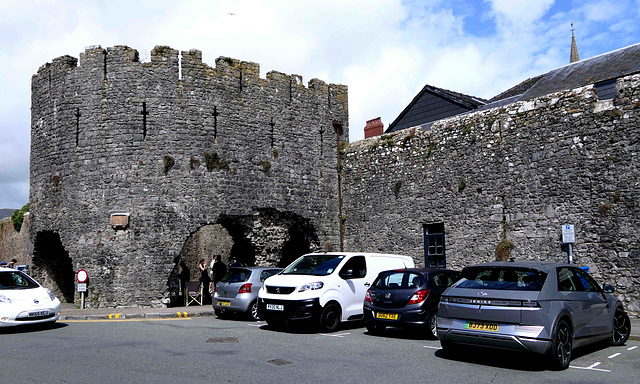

{"left": 267, "top": 359, "right": 292, "bottom": 366}
{"left": 206, "top": 337, "right": 239, "bottom": 343}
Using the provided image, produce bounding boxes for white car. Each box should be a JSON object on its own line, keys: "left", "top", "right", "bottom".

{"left": 0, "top": 267, "right": 61, "bottom": 327}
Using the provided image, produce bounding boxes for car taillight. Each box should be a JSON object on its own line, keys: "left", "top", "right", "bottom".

{"left": 238, "top": 283, "right": 252, "bottom": 294}
{"left": 364, "top": 289, "right": 372, "bottom": 303}
{"left": 407, "top": 289, "right": 429, "bottom": 305}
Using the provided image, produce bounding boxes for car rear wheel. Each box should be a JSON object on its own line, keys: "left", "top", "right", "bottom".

{"left": 366, "top": 323, "right": 386, "bottom": 336}
{"left": 549, "top": 319, "right": 572, "bottom": 370}
{"left": 249, "top": 301, "right": 260, "bottom": 321}
{"left": 214, "top": 308, "right": 225, "bottom": 318}
{"left": 610, "top": 309, "right": 631, "bottom": 346}
{"left": 427, "top": 312, "right": 438, "bottom": 340}
{"left": 319, "top": 303, "right": 341, "bottom": 332}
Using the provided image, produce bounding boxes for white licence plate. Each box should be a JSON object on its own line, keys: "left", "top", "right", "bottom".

{"left": 29, "top": 311, "right": 48, "bottom": 317}
{"left": 266, "top": 304, "right": 284, "bottom": 311}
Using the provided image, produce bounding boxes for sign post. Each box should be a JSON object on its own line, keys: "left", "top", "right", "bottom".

{"left": 561, "top": 225, "right": 575, "bottom": 264}
{"left": 76, "top": 269, "right": 89, "bottom": 309}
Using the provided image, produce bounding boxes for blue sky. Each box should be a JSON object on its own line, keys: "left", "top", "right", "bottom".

{"left": 1, "top": 0, "right": 640, "bottom": 209}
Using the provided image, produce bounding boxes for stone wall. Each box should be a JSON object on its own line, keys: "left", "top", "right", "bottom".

{"left": 30, "top": 45, "right": 348, "bottom": 307}
{"left": 343, "top": 75, "right": 640, "bottom": 315}
{"left": 0, "top": 214, "right": 31, "bottom": 265}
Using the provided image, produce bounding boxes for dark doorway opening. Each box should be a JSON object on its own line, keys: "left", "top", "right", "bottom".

{"left": 279, "top": 218, "right": 315, "bottom": 267}
{"left": 31, "top": 231, "right": 75, "bottom": 302}
{"left": 218, "top": 217, "right": 257, "bottom": 267}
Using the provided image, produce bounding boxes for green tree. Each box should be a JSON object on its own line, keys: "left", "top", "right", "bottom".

{"left": 11, "top": 203, "right": 29, "bottom": 232}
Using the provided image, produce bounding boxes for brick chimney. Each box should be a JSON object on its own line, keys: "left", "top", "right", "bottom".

{"left": 364, "top": 117, "right": 384, "bottom": 138}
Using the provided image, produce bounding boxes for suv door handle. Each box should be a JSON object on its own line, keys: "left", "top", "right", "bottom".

{"left": 364, "top": 282, "right": 371, "bottom": 287}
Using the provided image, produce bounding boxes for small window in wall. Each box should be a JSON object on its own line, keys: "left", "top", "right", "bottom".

{"left": 423, "top": 222, "right": 445, "bottom": 268}
{"left": 595, "top": 79, "right": 616, "bottom": 101}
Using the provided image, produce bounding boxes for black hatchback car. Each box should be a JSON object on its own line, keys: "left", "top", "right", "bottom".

{"left": 364, "top": 268, "right": 460, "bottom": 338}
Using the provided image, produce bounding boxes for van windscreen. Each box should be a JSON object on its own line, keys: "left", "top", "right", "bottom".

{"left": 282, "top": 255, "right": 345, "bottom": 276}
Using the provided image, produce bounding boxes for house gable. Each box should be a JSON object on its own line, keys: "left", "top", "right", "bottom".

{"left": 386, "top": 85, "right": 486, "bottom": 133}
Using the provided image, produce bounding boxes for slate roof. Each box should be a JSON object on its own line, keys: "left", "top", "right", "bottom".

{"left": 491, "top": 42, "right": 640, "bottom": 104}
{"left": 489, "top": 75, "right": 543, "bottom": 102}
{"left": 386, "top": 84, "right": 487, "bottom": 132}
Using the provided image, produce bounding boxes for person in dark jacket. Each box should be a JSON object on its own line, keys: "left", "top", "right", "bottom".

{"left": 198, "top": 259, "right": 212, "bottom": 302}
{"left": 209, "top": 255, "right": 227, "bottom": 293}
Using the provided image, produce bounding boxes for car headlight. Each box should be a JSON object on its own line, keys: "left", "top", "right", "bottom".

{"left": 0, "top": 294, "right": 13, "bottom": 304}
{"left": 47, "top": 289, "right": 57, "bottom": 301}
{"left": 299, "top": 281, "right": 323, "bottom": 292}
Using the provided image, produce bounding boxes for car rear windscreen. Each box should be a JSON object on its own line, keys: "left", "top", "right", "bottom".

{"left": 455, "top": 267, "right": 546, "bottom": 291}
{"left": 373, "top": 271, "right": 425, "bottom": 289}
{"left": 220, "top": 268, "right": 251, "bottom": 283}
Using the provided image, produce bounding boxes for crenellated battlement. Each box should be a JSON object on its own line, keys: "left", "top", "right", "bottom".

{"left": 33, "top": 45, "right": 344, "bottom": 96}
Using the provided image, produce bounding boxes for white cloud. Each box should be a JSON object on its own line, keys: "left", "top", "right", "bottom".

{"left": 487, "top": 0, "right": 555, "bottom": 24}
{"left": 583, "top": 0, "right": 622, "bottom": 22}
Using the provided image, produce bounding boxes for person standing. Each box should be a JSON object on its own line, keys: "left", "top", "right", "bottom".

{"left": 209, "top": 255, "right": 227, "bottom": 293}
{"left": 198, "top": 259, "right": 212, "bottom": 303}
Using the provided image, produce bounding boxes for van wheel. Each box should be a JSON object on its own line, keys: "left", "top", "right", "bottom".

{"left": 427, "top": 312, "right": 438, "bottom": 340}
{"left": 319, "top": 303, "right": 341, "bottom": 332}
{"left": 610, "top": 309, "right": 630, "bottom": 346}
{"left": 549, "top": 319, "right": 572, "bottom": 370}
{"left": 266, "top": 319, "right": 284, "bottom": 329}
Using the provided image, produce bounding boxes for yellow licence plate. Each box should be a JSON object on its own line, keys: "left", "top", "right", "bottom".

{"left": 376, "top": 312, "right": 398, "bottom": 320}
{"left": 465, "top": 321, "right": 499, "bottom": 332}
{"left": 219, "top": 301, "right": 231, "bottom": 306}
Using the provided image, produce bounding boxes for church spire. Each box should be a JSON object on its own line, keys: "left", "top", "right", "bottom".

{"left": 570, "top": 22, "right": 580, "bottom": 63}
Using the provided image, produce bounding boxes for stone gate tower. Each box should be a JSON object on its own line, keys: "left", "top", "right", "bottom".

{"left": 30, "top": 45, "right": 348, "bottom": 307}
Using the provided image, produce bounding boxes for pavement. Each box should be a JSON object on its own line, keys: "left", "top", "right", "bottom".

{"left": 58, "top": 303, "right": 640, "bottom": 341}
{"left": 59, "top": 302, "right": 216, "bottom": 320}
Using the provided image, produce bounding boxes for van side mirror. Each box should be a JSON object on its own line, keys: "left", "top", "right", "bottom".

{"left": 603, "top": 284, "right": 615, "bottom": 293}
{"left": 340, "top": 269, "right": 354, "bottom": 279}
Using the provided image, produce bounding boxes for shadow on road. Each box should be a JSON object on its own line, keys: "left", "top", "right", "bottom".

{"left": 431, "top": 341, "right": 614, "bottom": 372}
{"left": 0, "top": 321, "right": 68, "bottom": 335}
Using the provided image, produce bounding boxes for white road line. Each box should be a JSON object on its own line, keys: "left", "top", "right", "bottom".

{"left": 608, "top": 353, "right": 621, "bottom": 359}
{"left": 587, "top": 362, "right": 602, "bottom": 369}
{"left": 247, "top": 323, "right": 263, "bottom": 327}
{"left": 628, "top": 346, "right": 638, "bottom": 351}
{"left": 423, "top": 346, "right": 441, "bottom": 349}
{"left": 321, "top": 333, "right": 350, "bottom": 338}
{"left": 569, "top": 365, "right": 611, "bottom": 373}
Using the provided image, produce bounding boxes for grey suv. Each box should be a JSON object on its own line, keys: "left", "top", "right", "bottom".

{"left": 437, "top": 261, "right": 631, "bottom": 370}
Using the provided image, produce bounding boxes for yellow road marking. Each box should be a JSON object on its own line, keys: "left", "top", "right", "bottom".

{"left": 62, "top": 317, "right": 192, "bottom": 323}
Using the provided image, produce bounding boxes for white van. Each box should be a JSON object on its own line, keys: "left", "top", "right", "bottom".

{"left": 257, "top": 252, "right": 415, "bottom": 331}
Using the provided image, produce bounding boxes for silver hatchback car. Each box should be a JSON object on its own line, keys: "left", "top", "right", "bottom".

{"left": 437, "top": 261, "right": 631, "bottom": 370}
{"left": 213, "top": 267, "right": 282, "bottom": 320}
